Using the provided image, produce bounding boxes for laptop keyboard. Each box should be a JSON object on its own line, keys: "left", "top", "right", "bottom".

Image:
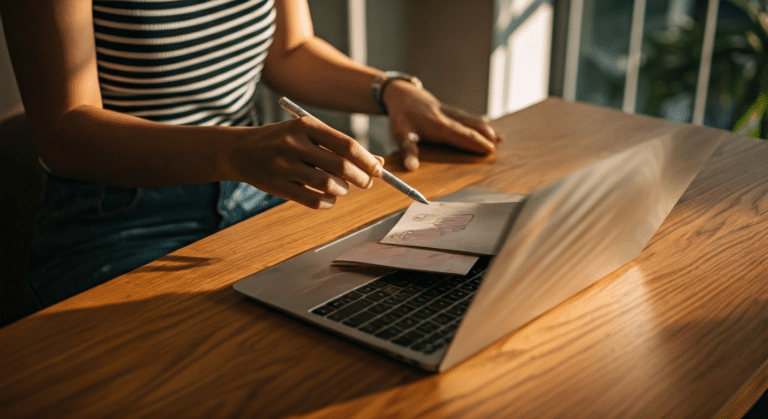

{"left": 310, "top": 256, "right": 492, "bottom": 355}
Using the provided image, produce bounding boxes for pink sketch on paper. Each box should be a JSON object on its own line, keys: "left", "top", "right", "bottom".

{"left": 333, "top": 241, "right": 478, "bottom": 275}
{"left": 381, "top": 201, "right": 519, "bottom": 255}
{"left": 390, "top": 213, "right": 475, "bottom": 242}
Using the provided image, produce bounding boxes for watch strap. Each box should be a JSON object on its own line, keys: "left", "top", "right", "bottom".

{"left": 371, "top": 71, "right": 422, "bottom": 115}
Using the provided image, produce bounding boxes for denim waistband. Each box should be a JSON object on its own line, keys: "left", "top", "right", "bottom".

{"left": 27, "top": 174, "right": 284, "bottom": 307}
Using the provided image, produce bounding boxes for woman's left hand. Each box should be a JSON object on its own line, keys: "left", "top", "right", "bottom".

{"left": 382, "top": 79, "right": 504, "bottom": 171}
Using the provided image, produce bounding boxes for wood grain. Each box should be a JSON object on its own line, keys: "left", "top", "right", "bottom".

{"left": 2, "top": 98, "right": 767, "bottom": 418}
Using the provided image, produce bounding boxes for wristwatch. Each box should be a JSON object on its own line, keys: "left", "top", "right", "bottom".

{"left": 371, "top": 71, "right": 423, "bottom": 115}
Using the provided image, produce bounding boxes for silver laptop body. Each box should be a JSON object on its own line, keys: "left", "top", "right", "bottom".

{"left": 233, "top": 130, "right": 720, "bottom": 372}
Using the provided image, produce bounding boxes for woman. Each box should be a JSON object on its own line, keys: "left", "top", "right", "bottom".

{"left": 0, "top": 0, "right": 502, "bottom": 310}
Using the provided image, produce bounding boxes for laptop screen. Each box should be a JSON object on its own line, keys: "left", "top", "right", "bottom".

{"left": 441, "top": 127, "right": 722, "bottom": 371}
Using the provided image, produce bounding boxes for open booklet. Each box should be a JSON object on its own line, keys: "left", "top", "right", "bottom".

{"left": 333, "top": 201, "right": 522, "bottom": 275}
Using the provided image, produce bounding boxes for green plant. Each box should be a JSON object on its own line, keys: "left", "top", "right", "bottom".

{"left": 643, "top": 0, "right": 768, "bottom": 138}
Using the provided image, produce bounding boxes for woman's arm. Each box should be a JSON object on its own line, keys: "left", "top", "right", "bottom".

{"left": 263, "top": 0, "right": 503, "bottom": 170}
{"left": 1, "top": 0, "right": 222, "bottom": 186}
{"left": 262, "top": 0, "right": 381, "bottom": 113}
{"left": 0, "top": 0, "right": 381, "bottom": 209}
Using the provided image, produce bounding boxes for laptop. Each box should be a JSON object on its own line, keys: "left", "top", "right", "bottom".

{"left": 233, "top": 129, "right": 721, "bottom": 372}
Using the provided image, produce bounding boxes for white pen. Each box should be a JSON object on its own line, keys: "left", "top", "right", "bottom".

{"left": 278, "top": 97, "right": 430, "bottom": 205}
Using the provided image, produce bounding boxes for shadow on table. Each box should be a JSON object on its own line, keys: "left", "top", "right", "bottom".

{"left": 130, "top": 254, "right": 219, "bottom": 272}
{"left": 0, "top": 285, "right": 429, "bottom": 418}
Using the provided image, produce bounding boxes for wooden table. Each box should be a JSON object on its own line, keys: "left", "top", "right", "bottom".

{"left": 3, "top": 98, "right": 768, "bottom": 418}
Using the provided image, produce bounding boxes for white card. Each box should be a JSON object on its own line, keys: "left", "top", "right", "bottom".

{"left": 333, "top": 241, "right": 479, "bottom": 275}
{"left": 380, "top": 201, "right": 519, "bottom": 255}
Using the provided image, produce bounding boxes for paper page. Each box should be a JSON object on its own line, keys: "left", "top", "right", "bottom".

{"left": 380, "top": 201, "right": 519, "bottom": 255}
{"left": 334, "top": 241, "right": 479, "bottom": 275}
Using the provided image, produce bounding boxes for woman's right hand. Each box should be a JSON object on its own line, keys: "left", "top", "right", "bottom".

{"left": 224, "top": 115, "right": 384, "bottom": 209}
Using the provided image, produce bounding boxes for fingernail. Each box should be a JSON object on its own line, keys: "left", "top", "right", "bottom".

{"left": 372, "top": 162, "right": 383, "bottom": 177}
{"left": 488, "top": 127, "right": 498, "bottom": 141}
{"left": 318, "top": 196, "right": 335, "bottom": 209}
{"left": 404, "top": 155, "right": 420, "bottom": 171}
{"left": 330, "top": 178, "right": 349, "bottom": 196}
{"left": 364, "top": 176, "right": 374, "bottom": 189}
{"left": 407, "top": 132, "right": 419, "bottom": 143}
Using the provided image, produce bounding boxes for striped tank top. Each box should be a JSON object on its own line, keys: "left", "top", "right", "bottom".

{"left": 91, "top": 0, "right": 280, "bottom": 222}
{"left": 92, "top": 0, "right": 275, "bottom": 127}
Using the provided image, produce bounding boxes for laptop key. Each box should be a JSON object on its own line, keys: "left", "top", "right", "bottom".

{"left": 432, "top": 284, "right": 454, "bottom": 295}
{"left": 380, "top": 285, "right": 402, "bottom": 295}
{"left": 422, "top": 288, "right": 445, "bottom": 299}
{"left": 311, "top": 305, "right": 335, "bottom": 316}
{"left": 423, "top": 330, "right": 447, "bottom": 346}
{"left": 328, "top": 299, "right": 373, "bottom": 322}
{"left": 375, "top": 326, "right": 402, "bottom": 340}
{"left": 394, "top": 316, "right": 420, "bottom": 330}
{"left": 410, "top": 341, "right": 431, "bottom": 353}
{"left": 382, "top": 270, "right": 423, "bottom": 287}
{"left": 368, "top": 278, "right": 391, "bottom": 288}
{"left": 443, "top": 278, "right": 463, "bottom": 288}
{"left": 368, "top": 302, "right": 393, "bottom": 315}
{"left": 346, "top": 290, "right": 364, "bottom": 300}
{"left": 411, "top": 306, "right": 438, "bottom": 321}
{"left": 406, "top": 294, "right": 434, "bottom": 307}
{"left": 392, "top": 330, "right": 425, "bottom": 347}
{"left": 377, "top": 312, "right": 403, "bottom": 325}
{"left": 432, "top": 313, "right": 456, "bottom": 325}
{"left": 343, "top": 310, "right": 377, "bottom": 327}
{"left": 356, "top": 284, "right": 377, "bottom": 294}
{"left": 327, "top": 296, "right": 352, "bottom": 309}
{"left": 399, "top": 285, "right": 421, "bottom": 297}
{"left": 428, "top": 299, "right": 452, "bottom": 311}
{"left": 417, "top": 274, "right": 448, "bottom": 287}
{"left": 366, "top": 290, "right": 392, "bottom": 302}
{"left": 384, "top": 293, "right": 409, "bottom": 305}
{"left": 416, "top": 321, "right": 441, "bottom": 335}
{"left": 391, "top": 304, "right": 416, "bottom": 317}
{"left": 359, "top": 321, "right": 385, "bottom": 334}
{"left": 443, "top": 289, "right": 469, "bottom": 302}
{"left": 447, "top": 304, "right": 467, "bottom": 318}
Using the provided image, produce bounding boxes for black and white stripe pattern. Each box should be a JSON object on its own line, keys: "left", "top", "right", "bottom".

{"left": 93, "top": 0, "right": 275, "bottom": 126}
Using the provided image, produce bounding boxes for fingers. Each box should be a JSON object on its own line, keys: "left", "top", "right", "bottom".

{"left": 368, "top": 156, "right": 385, "bottom": 188}
{"left": 270, "top": 165, "right": 350, "bottom": 210}
{"left": 401, "top": 133, "right": 420, "bottom": 171}
{"left": 435, "top": 116, "right": 497, "bottom": 155}
{"left": 280, "top": 181, "right": 337, "bottom": 210}
{"left": 390, "top": 114, "right": 421, "bottom": 171}
{"left": 441, "top": 105, "right": 504, "bottom": 144}
{"left": 390, "top": 103, "right": 499, "bottom": 158}
{"left": 299, "top": 142, "right": 373, "bottom": 189}
{"left": 298, "top": 167, "right": 350, "bottom": 197}
{"left": 297, "top": 116, "right": 383, "bottom": 179}
{"left": 234, "top": 118, "right": 385, "bottom": 210}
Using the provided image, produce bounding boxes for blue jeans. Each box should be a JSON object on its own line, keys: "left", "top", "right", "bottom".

{"left": 27, "top": 174, "right": 284, "bottom": 308}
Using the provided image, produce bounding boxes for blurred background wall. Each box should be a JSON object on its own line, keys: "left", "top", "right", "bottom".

{"left": 0, "top": 17, "right": 21, "bottom": 117}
